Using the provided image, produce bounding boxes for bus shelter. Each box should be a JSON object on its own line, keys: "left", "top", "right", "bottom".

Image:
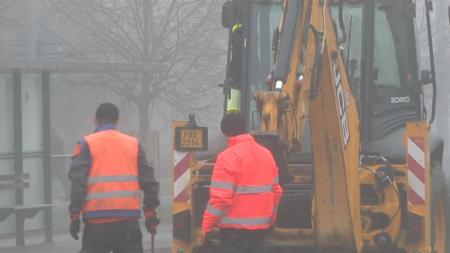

{"left": 0, "top": 60, "right": 164, "bottom": 246}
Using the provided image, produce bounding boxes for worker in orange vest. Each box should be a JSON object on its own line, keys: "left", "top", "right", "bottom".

{"left": 68, "top": 102, "right": 160, "bottom": 253}
{"left": 202, "top": 112, "right": 283, "bottom": 253}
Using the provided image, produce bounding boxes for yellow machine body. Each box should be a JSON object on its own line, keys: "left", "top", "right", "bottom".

{"left": 172, "top": 1, "right": 449, "bottom": 253}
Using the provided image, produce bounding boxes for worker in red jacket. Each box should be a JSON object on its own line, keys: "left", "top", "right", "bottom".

{"left": 202, "top": 112, "right": 283, "bottom": 253}
{"left": 68, "top": 102, "right": 160, "bottom": 253}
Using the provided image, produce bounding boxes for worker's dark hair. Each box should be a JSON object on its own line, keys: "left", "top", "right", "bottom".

{"left": 95, "top": 102, "right": 119, "bottom": 124}
{"left": 221, "top": 112, "right": 246, "bottom": 137}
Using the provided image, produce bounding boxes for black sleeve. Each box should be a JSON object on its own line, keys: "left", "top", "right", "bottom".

{"left": 68, "top": 143, "right": 91, "bottom": 214}
{"left": 138, "top": 144, "right": 160, "bottom": 210}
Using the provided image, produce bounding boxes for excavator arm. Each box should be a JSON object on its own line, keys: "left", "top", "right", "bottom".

{"left": 307, "top": 1, "right": 362, "bottom": 252}
{"left": 255, "top": 0, "right": 362, "bottom": 252}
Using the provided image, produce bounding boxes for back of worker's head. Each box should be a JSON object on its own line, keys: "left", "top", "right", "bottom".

{"left": 221, "top": 112, "right": 246, "bottom": 137}
{"left": 95, "top": 102, "right": 119, "bottom": 125}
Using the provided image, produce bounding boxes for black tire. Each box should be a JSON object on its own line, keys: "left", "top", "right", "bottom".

{"left": 430, "top": 160, "right": 450, "bottom": 253}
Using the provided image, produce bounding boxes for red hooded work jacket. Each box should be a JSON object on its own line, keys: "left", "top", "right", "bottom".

{"left": 82, "top": 128, "right": 141, "bottom": 219}
{"left": 202, "top": 134, "right": 283, "bottom": 233}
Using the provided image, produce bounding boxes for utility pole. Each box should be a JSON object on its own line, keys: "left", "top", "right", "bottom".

{"left": 139, "top": 0, "right": 151, "bottom": 144}
{"left": 27, "top": 0, "right": 40, "bottom": 58}
{"left": 26, "top": 0, "right": 54, "bottom": 244}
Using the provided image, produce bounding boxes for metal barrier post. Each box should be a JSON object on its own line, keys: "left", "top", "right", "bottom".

{"left": 42, "top": 70, "right": 52, "bottom": 243}
{"left": 13, "top": 69, "right": 24, "bottom": 246}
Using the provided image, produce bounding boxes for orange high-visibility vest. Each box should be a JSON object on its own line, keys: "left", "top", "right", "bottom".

{"left": 82, "top": 129, "right": 141, "bottom": 219}
{"left": 202, "top": 134, "right": 283, "bottom": 231}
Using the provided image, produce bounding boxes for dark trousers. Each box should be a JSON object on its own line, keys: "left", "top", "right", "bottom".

{"left": 80, "top": 219, "right": 143, "bottom": 253}
{"left": 219, "top": 228, "right": 267, "bottom": 253}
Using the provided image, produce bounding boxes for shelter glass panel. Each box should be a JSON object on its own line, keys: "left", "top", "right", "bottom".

{"left": 22, "top": 74, "right": 43, "bottom": 153}
{"left": 0, "top": 73, "right": 15, "bottom": 235}
{"left": 0, "top": 74, "right": 14, "bottom": 154}
{"left": 23, "top": 156, "right": 45, "bottom": 231}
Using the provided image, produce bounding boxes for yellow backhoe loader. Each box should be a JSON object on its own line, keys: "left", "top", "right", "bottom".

{"left": 172, "top": 1, "right": 450, "bottom": 253}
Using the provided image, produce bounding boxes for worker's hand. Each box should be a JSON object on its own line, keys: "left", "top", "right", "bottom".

{"left": 69, "top": 213, "right": 80, "bottom": 240}
{"left": 144, "top": 209, "right": 160, "bottom": 235}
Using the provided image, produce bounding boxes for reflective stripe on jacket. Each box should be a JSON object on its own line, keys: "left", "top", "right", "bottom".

{"left": 82, "top": 129, "right": 141, "bottom": 219}
{"left": 202, "top": 134, "right": 283, "bottom": 232}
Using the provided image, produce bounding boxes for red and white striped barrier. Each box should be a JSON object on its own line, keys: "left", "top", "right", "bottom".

{"left": 173, "top": 151, "right": 190, "bottom": 202}
{"left": 407, "top": 137, "right": 426, "bottom": 205}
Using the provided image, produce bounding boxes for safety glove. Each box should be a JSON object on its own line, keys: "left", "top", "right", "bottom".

{"left": 144, "top": 209, "right": 160, "bottom": 235}
{"left": 70, "top": 213, "right": 81, "bottom": 240}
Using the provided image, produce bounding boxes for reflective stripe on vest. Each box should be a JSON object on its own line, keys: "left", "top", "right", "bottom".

{"left": 87, "top": 175, "right": 138, "bottom": 185}
{"left": 235, "top": 185, "right": 273, "bottom": 194}
{"left": 85, "top": 190, "right": 141, "bottom": 200}
{"left": 210, "top": 180, "right": 235, "bottom": 190}
{"left": 221, "top": 216, "right": 272, "bottom": 226}
{"left": 211, "top": 180, "right": 275, "bottom": 194}
{"left": 206, "top": 204, "right": 226, "bottom": 217}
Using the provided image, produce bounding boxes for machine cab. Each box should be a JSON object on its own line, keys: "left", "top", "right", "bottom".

{"left": 222, "top": 0, "right": 438, "bottom": 163}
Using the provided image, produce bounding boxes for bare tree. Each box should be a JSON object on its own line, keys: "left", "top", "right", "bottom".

{"left": 44, "top": 0, "right": 227, "bottom": 142}
{"left": 0, "top": 1, "right": 29, "bottom": 57}
{"left": 431, "top": 0, "right": 450, "bottom": 165}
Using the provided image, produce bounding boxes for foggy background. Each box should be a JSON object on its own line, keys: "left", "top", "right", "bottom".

{"left": 416, "top": 0, "right": 450, "bottom": 168}
{"left": 2, "top": 1, "right": 226, "bottom": 205}
{"left": 0, "top": 0, "right": 226, "bottom": 252}
{"left": 0, "top": 0, "right": 449, "bottom": 252}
